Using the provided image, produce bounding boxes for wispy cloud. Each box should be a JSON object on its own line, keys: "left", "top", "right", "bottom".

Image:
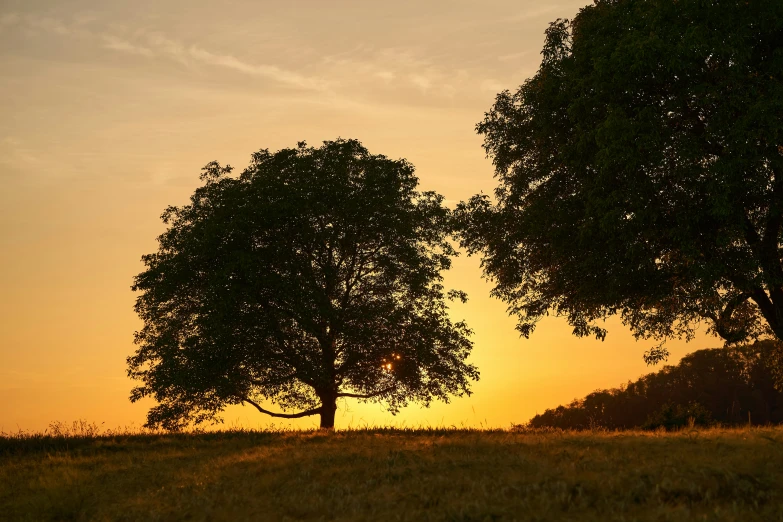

{"left": 184, "top": 45, "right": 327, "bottom": 91}
{"left": 2, "top": 13, "right": 329, "bottom": 92}
{"left": 321, "top": 47, "right": 464, "bottom": 99}
{"left": 102, "top": 35, "right": 153, "bottom": 57}
{"left": 1, "top": 11, "right": 523, "bottom": 108}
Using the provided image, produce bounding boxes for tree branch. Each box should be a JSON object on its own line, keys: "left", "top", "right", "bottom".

{"left": 762, "top": 157, "right": 783, "bottom": 253}
{"left": 337, "top": 385, "right": 396, "bottom": 399}
{"left": 703, "top": 292, "right": 752, "bottom": 343}
{"left": 761, "top": 161, "right": 783, "bottom": 297}
{"left": 749, "top": 287, "right": 781, "bottom": 334}
{"left": 239, "top": 396, "right": 322, "bottom": 419}
{"left": 743, "top": 212, "right": 783, "bottom": 317}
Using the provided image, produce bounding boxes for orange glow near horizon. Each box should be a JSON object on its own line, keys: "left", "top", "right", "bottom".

{"left": 0, "top": 0, "right": 717, "bottom": 432}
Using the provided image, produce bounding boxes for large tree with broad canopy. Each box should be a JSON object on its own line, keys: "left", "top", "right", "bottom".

{"left": 456, "top": 0, "right": 783, "bottom": 363}
{"left": 129, "top": 139, "right": 477, "bottom": 429}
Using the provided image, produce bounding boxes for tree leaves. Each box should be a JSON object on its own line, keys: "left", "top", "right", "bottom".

{"left": 458, "top": 0, "right": 783, "bottom": 356}
{"left": 129, "top": 139, "right": 477, "bottom": 429}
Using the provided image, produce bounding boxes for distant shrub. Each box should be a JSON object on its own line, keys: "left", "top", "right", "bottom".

{"left": 642, "top": 402, "right": 713, "bottom": 431}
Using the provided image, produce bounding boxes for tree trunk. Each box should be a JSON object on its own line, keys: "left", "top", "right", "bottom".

{"left": 319, "top": 396, "right": 337, "bottom": 429}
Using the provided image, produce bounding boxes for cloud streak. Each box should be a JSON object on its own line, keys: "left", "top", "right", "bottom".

{"left": 1, "top": 10, "right": 532, "bottom": 108}
{"left": 184, "top": 44, "right": 327, "bottom": 91}
{"left": 102, "top": 35, "right": 153, "bottom": 57}
{"left": 2, "top": 13, "right": 329, "bottom": 92}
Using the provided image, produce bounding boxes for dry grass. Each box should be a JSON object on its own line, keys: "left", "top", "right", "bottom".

{"left": 2, "top": 423, "right": 783, "bottom": 521}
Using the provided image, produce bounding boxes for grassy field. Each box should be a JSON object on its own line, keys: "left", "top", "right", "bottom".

{"left": 2, "top": 424, "right": 782, "bottom": 521}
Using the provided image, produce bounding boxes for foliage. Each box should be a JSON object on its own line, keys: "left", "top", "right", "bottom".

{"left": 457, "top": 0, "right": 783, "bottom": 362}
{"left": 528, "top": 341, "right": 783, "bottom": 430}
{"left": 641, "top": 401, "right": 713, "bottom": 431}
{"left": 129, "top": 139, "right": 477, "bottom": 429}
{"left": 3, "top": 428, "right": 783, "bottom": 521}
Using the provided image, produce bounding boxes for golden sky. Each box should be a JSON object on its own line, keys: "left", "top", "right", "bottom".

{"left": 0, "top": 0, "right": 715, "bottom": 432}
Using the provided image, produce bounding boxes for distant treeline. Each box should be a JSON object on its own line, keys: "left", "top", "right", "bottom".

{"left": 528, "top": 341, "right": 783, "bottom": 430}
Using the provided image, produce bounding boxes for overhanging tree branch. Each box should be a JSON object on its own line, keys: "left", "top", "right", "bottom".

{"left": 703, "top": 292, "right": 753, "bottom": 343}
{"left": 239, "top": 396, "right": 322, "bottom": 419}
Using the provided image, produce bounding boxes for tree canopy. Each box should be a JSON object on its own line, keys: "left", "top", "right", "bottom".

{"left": 457, "top": 0, "right": 783, "bottom": 362}
{"left": 129, "top": 139, "right": 477, "bottom": 429}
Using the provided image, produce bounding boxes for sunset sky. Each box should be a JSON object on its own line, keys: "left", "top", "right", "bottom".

{"left": 0, "top": 0, "right": 716, "bottom": 432}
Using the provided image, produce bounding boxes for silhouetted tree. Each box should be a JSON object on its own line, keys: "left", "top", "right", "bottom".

{"left": 528, "top": 341, "right": 783, "bottom": 430}
{"left": 456, "top": 0, "right": 783, "bottom": 362}
{"left": 129, "top": 139, "right": 478, "bottom": 429}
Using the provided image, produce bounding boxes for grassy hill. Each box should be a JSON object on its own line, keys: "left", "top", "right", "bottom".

{"left": 2, "top": 425, "right": 783, "bottom": 521}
